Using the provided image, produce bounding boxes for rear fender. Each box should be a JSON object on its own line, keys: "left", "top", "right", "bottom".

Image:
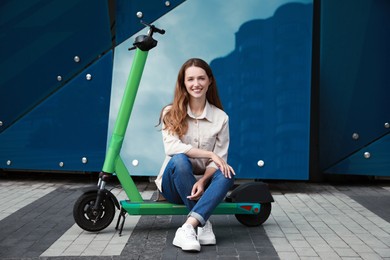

{"left": 226, "top": 182, "right": 274, "bottom": 203}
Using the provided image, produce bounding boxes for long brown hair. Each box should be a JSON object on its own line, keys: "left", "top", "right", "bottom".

{"left": 158, "top": 58, "right": 223, "bottom": 137}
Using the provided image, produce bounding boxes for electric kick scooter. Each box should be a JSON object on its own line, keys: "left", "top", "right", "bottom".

{"left": 73, "top": 21, "right": 274, "bottom": 235}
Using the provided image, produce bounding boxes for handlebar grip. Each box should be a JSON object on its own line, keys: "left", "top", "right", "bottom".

{"left": 154, "top": 27, "right": 165, "bottom": 35}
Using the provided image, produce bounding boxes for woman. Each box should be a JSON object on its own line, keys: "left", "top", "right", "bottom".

{"left": 155, "top": 58, "right": 235, "bottom": 251}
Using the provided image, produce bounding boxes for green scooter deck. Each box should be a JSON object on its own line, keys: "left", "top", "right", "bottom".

{"left": 120, "top": 200, "right": 261, "bottom": 215}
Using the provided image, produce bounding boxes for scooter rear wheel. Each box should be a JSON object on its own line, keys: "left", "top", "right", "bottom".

{"left": 73, "top": 192, "right": 116, "bottom": 232}
{"left": 235, "top": 202, "right": 272, "bottom": 227}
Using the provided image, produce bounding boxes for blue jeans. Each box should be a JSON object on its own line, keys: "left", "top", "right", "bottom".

{"left": 161, "top": 153, "right": 234, "bottom": 226}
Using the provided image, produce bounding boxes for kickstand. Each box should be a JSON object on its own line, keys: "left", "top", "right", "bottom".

{"left": 115, "top": 207, "right": 127, "bottom": 236}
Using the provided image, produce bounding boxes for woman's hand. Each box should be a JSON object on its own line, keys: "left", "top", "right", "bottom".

{"left": 187, "top": 180, "right": 206, "bottom": 201}
{"left": 210, "top": 153, "right": 235, "bottom": 179}
{"left": 185, "top": 148, "right": 235, "bottom": 179}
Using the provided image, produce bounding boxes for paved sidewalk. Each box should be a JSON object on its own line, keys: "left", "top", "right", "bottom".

{"left": 0, "top": 172, "right": 389, "bottom": 259}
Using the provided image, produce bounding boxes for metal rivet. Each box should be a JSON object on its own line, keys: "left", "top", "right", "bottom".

{"left": 74, "top": 56, "right": 80, "bottom": 63}
{"left": 257, "top": 160, "right": 265, "bottom": 167}
{"left": 136, "top": 11, "right": 143, "bottom": 18}
{"left": 352, "top": 133, "right": 359, "bottom": 140}
{"left": 165, "top": 1, "right": 171, "bottom": 7}
{"left": 385, "top": 122, "right": 390, "bottom": 129}
{"left": 81, "top": 157, "right": 88, "bottom": 164}
{"left": 57, "top": 75, "right": 62, "bottom": 81}
{"left": 6, "top": 160, "right": 11, "bottom": 166}
{"left": 59, "top": 162, "right": 64, "bottom": 167}
{"left": 132, "top": 159, "right": 139, "bottom": 167}
{"left": 86, "top": 74, "right": 92, "bottom": 80}
{"left": 363, "top": 152, "right": 371, "bottom": 159}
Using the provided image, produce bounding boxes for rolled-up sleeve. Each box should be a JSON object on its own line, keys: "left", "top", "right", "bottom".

{"left": 162, "top": 126, "right": 193, "bottom": 156}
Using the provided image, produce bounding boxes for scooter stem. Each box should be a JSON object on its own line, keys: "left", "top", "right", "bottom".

{"left": 102, "top": 49, "right": 148, "bottom": 174}
{"left": 99, "top": 22, "right": 164, "bottom": 202}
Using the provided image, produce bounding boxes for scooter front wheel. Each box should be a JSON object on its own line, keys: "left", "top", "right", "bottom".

{"left": 73, "top": 191, "right": 116, "bottom": 232}
{"left": 235, "top": 202, "right": 272, "bottom": 227}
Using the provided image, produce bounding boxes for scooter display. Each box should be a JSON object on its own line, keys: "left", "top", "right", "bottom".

{"left": 73, "top": 21, "right": 274, "bottom": 235}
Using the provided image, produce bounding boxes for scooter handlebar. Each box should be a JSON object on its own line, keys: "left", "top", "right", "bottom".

{"left": 141, "top": 20, "right": 165, "bottom": 35}
{"left": 128, "top": 21, "right": 165, "bottom": 51}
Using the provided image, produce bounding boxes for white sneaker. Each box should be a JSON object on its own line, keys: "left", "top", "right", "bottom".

{"left": 197, "top": 220, "right": 216, "bottom": 245}
{"left": 172, "top": 223, "right": 201, "bottom": 251}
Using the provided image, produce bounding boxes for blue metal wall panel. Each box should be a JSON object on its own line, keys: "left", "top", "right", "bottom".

{"left": 1, "top": 0, "right": 315, "bottom": 179}
{"left": 0, "top": 51, "right": 113, "bottom": 171}
{"left": 325, "top": 133, "right": 390, "bottom": 176}
{"left": 319, "top": 0, "right": 390, "bottom": 175}
{"left": 0, "top": 0, "right": 112, "bottom": 131}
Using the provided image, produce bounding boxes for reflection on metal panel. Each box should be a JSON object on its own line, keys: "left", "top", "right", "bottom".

{"left": 214, "top": 3, "right": 313, "bottom": 179}
{"left": 112, "top": 0, "right": 313, "bottom": 179}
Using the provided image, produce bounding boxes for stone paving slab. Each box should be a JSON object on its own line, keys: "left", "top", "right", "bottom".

{"left": 0, "top": 173, "right": 389, "bottom": 260}
{"left": 41, "top": 189, "right": 155, "bottom": 257}
{"left": 265, "top": 190, "right": 390, "bottom": 259}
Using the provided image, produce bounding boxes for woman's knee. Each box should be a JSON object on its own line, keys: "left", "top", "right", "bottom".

{"left": 171, "top": 153, "right": 190, "bottom": 163}
{"left": 170, "top": 153, "right": 192, "bottom": 172}
{"left": 214, "top": 170, "right": 235, "bottom": 188}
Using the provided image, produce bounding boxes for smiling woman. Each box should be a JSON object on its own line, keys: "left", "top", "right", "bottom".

{"left": 154, "top": 58, "right": 235, "bottom": 252}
